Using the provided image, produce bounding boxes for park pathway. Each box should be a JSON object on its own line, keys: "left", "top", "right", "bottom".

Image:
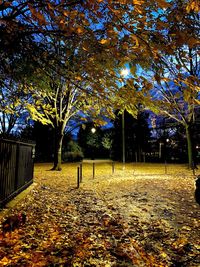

{"left": 0, "top": 162, "right": 200, "bottom": 266}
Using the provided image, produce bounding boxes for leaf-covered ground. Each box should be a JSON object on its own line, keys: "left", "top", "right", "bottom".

{"left": 0, "top": 162, "right": 200, "bottom": 266}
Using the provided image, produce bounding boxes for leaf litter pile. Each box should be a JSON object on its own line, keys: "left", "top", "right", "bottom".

{"left": 0, "top": 162, "right": 200, "bottom": 266}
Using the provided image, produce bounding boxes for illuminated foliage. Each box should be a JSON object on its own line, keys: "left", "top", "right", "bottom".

{"left": 0, "top": 0, "right": 199, "bottom": 168}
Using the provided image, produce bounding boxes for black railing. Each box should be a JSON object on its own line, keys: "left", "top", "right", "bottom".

{"left": 0, "top": 139, "right": 35, "bottom": 208}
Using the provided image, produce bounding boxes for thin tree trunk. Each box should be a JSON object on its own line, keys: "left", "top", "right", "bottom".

{"left": 52, "top": 127, "right": 64, "bottom": 171}
{"left": 185, "top": 124, "right": 193, "bottom": 169}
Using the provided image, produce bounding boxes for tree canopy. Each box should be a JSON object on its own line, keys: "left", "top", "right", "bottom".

{"left": 0, "top": 0, "right": 199, "bottom": 168}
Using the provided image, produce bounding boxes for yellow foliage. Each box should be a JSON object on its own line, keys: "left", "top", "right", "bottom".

{"left": 130, "top": 35, "right": 139, "bottom": 47}
{"left": 70, "top": 10, "right": 78, "bottom": 18}
{"left": 63, "top": 11, "right": 69, "bottom": 16}
{"left": 75, "top": 76, "right": 82, "bottom": 81}
{"left": 99, "top": 39, "right": 109, "bottom": 45}
{"left": 0, "top": 256, "right": 12, "bottom": 266}
{"left": 76, "top": 26, "right": 84, "bottom": 34}
{"left": 117, "top": 0, "right": 128, "bottom": 4}
{"left": 26, "top": 104, "right": 53, "bottom": 126}
{"left": 133, "top": 0, "right": 144, "bottom": 5}
{"left": 186, "top": 0, "right": 200, "bottom": 12}
{"left": 135, "top": 6, "right": 143, "bottom": 14}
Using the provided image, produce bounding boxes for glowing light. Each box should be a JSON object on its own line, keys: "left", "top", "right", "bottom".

{"left": 120, "top": 68, "right": 129, "bottom": 77}
{"left": 91, "top": 128, "right": 96, "bottom": 133}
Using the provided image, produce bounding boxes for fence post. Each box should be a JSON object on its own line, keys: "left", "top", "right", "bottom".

{"left": 143, "top": 153, "right": 146, "bottom": 163}
{"left": 112, "top": 161, "right": 115, "bottom": 174}
{"left": 15, "top": 143, "right": 20, "bottom": 190}
{"left": 165, "top": 160, "right": 167, "bottom": 175}
{"left": 0, "top": 139, "right": 35, "bottom": 207}
{"left": 77, "top": 166, "right": 80, "bottom": 188}
{"left": 135, "top": 152, "right": 138, "bottom": 162}
{"left": 93, "top": 162, "right": 95, "bottom": 179}
{"left": 80, "top": 163, "right": 82, "bottom": 182}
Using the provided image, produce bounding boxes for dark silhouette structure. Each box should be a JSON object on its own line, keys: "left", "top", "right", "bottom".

{"left": 0, "top": 139, "right": 35, "bottom": 207}
{"left": 195, "top": 175, "right": 200, "bottom": 205}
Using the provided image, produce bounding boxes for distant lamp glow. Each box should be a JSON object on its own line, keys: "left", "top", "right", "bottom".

{"left": 120, "top": 68, "right": 129, "bottom": 77}
{"left": 166, "top": 138, "right": 170, "bottom": 143}
{"left": 91, "top": 128, "right": 96, "bottom": 134}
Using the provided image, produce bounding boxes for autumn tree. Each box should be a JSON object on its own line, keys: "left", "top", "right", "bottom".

{"left": 25, "top": 31, "right": 119, "bottom": 169}
{"left": 0, "top": 1, "right": 120, "bottom": 169}
{"left": 0, "top": 2, "right": 48, "bottom": 136}
{"left": 0, "top": 77, "right": 30, "bottom": 137}
{"left": 141, "top": 2, "right": 200, "bottom": 168}
{"left": 1, "top": 0, "right": 199, "bottom": 169}
{"left": 107, "top": 0, "right": 199, "bottom": 167}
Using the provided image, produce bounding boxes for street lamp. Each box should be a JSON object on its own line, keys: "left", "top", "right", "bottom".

{"left": 120, "top": 68, "right": 129, "bottom": 77}
{"left": 91, "top": 127, "right": 96, "bottom": 160}
{"left": 91, "top": 127, "right": 96, "bottom": 134}
{"left": 122, "top": 111, "right": 125, "bottom": 170}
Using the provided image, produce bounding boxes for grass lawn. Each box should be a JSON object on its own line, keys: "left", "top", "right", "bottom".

{"left": 0, "top": 162, "right": 200, "bottom": 266}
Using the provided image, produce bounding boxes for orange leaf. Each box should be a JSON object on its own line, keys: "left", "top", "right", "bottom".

{"left": 47, "top": 3, "right": 53, "bottom": 9}
{"left": 130, "top": 35, "right": 139, "bottom": 47}
{"left": 82, "top": 42, "right": 89, "bottom": 51}
{"left": 135, "top": 6, "right": 143, "bottom": 14}
{"left": 0, "top": 257, "right": 11, "bottom": 265}
{"left": 76, "top": 76, "right": 82, "bottom": 81}
{"left": 186, "top": 0, "right": 200, "bottom": 12}
{"left": 63, "top": 10, "right": 69, "bottom": 16}
{"left": 133, "top": 0, "right": 144, "bottom": 5}
{"left": 187, "top": 37, "right": 199, "bottom": 48}
{"left": 76, "top": 26, "right": 84, "bottom": 34}
{"left": 157, "top": 0, "right": 171, "bottom": 9}
{"left": 99, "top": 39, "right": 109, "bottom": 45}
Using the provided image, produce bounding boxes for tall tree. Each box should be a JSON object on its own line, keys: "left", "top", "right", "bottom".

{"left": 0, "top": 78, "right": 29, "bottom": 137}
{"left": 141, "top": 3, "right": 200, "bottom": 168}
{"left": 25, "top": 33, "right": 118, "bottom": 170}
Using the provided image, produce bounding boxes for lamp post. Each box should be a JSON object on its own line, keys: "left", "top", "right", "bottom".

{"left": 122, "top": 110, "right": 125, "bottom": 170}
{"left": 120, "top": 67, "right": 129, "bottom": 170}
{"left": 91, "top": 127, "right": 96, "bottom": 160}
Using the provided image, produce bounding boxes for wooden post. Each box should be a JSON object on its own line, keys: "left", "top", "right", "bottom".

{"left": 112, "top": 161, "right": 115, "bottom": 174}
{"left": 77, "top": 167, "right": 80, "bottom": 188}
{"left": 80, "top": 163, "right": 82, "bottom": 182}
{"left": 165, "top": 160, "right": 167, "bottom": 174}
{"left": 143, "top": 152, "right": 146, "bottom": 163}
{"left": 135, "top": 152, "right": 138, "bottom": 162}
{"left": 93, "top": 162, "right": 95, "bottom": 178}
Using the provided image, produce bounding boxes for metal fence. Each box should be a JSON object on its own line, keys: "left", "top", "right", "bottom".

{"left": 0, "top": 138, "right": 35, "bottom": 208}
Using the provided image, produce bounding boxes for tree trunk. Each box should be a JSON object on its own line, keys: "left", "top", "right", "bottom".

{"left": 185, "top": 124, "right": 193, "bottom": 169}
{"left": 52, "top": 127, "right": 64, "bottom": 171}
